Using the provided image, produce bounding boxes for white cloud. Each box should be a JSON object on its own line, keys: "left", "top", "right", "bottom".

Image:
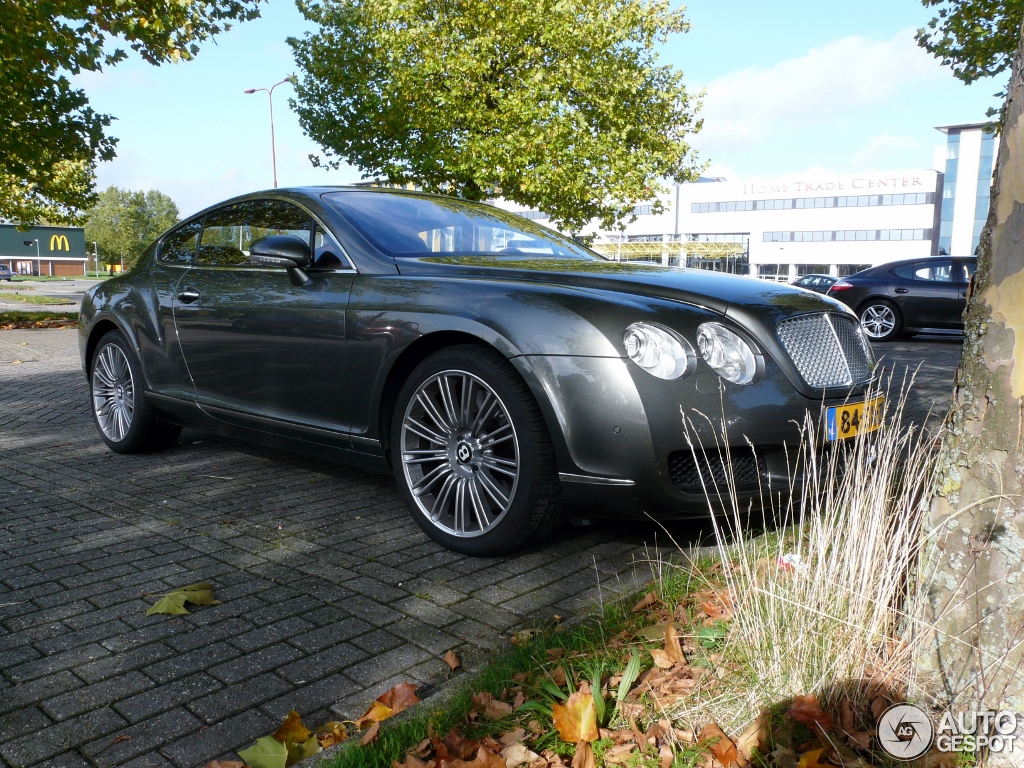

{"left": 694, "top": 28, "right": 943, "bottom": 154}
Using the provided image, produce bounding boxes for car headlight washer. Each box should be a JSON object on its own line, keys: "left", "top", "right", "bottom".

{"left": 622, "top": 322, "right": 696, "bottom": 380}
{"left": 696, "top": 322, "right": 758, "bottom": 385}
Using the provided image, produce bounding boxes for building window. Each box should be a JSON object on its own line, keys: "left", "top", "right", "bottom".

{"left": 627, "top": 234, "right": 664, "bottom": 242}
{"left": 764, "top": 229, "right": 931, "bottom": 243}
{"left": 796, "top": 264, "right": 831, "bottom": 276}
{"left": 632, "top": 205, "right": 653, "bottom": 215}
{"left": 516, "top": 210, "right": 547, "bottom": 220}
{"left": 837, "top": 264, "right": 871, "bottom": 277}
{"left": 757, "top": 264, "right": 788, "bottom": 282}
{"left": 695, "top": 193, "right": 932, "bottom": 213}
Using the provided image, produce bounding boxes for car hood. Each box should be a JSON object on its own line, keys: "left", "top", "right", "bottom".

{"left": 400, "top": 255, "right": 845, "bottom": 319}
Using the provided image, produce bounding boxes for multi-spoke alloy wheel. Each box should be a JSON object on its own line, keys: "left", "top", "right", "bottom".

{"left": 859, "top": 302, "right": 900, "bottom": 341}
{"left": 392, "top": 346, "right": 562, "bottom": 554}
{"left": 400, "top": 370, "right": 520, "bottom": 538}
{"left": 92, "top": 343, "right": 136, "bottom": 442}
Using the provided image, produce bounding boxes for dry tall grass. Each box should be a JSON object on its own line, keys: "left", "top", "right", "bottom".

{"left": 667, "top": 376, "right": 940, "bottom": 731}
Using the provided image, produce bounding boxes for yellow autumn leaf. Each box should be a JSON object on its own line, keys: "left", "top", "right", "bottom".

{"left": 551, "top": 683, "right": 599, "bottom": 743}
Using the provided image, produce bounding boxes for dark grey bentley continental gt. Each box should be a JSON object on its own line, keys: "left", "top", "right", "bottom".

{"left": 79, "top": 188, "right": 877, "bottom": 554}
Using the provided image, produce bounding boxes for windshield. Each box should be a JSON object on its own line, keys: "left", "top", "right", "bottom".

{"left": 323, "top": 191, "right": 603, "bottom": 261}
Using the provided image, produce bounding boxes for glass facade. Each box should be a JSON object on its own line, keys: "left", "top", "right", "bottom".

{"left": 692, "top": 193, "right": 932, "bottom": 213}
{"left": 763, "top": 229, "right": 931, "bottom": 242}
{"left": 938, "top": 131, "right": 959, "bottom": 255}
{"left": 973, "top": 130, "right": 996, "bottom": 253}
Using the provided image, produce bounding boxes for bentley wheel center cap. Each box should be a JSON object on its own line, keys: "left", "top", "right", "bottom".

{"left": 456, "top": 442, "right": 472, "bottom": 464}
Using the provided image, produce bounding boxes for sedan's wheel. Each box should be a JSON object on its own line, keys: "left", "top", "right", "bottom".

{"left": 392, "top": 345, "right": 562, "bottom": 555}
{"left": 859, "top": 300, "right": 902, "bottom": 342}
{"left": 90, "top": 330, "right": 182, "bottom": 453}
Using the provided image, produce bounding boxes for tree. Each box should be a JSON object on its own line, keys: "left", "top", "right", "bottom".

{"left": 0, "top": 0, "right": 260, "bottom": 227}
{"left": 288, "top": 0, "right": 702, "bottom": 232}
{"left": 84, "top": 187, "right": 180, "bottom": 270}
{"left": 916, "top": 1, "right": 1024, "bottom": 113}
{"left": 916, "top": 20, "right": 1024, "bottom": 764}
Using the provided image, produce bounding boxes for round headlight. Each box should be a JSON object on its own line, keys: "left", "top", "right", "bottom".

{"left": 696, "top": 322, "right": 758, "bottom": 385}
{"left": 622, "top": 322, "right": 695, "bottom": 380}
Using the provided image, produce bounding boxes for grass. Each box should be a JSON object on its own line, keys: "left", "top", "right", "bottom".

{"left": 318, "top": 376, "right": 960, "bottom": 768}
{"left": 1, "top": 293, "right": 76, "bottom": 305}
{"left": 0, "top": 311, "right": 78, "bottom": 329}
{"left": 0, "top": 284, "right": 35, "bottom": 291}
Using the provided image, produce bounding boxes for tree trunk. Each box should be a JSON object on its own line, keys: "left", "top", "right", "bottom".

{"left": 919, "top": 19, "right": 1024, "bottom": 765}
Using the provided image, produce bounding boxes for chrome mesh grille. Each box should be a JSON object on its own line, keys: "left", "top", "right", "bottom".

{"left": 776, "top": 313, "right": 872, "bottom": 388}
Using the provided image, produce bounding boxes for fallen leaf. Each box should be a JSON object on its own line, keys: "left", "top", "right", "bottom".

{"left": 512, "top": 630, "right": 536, "bottom": 646}
{"left": 663, "top": 623, "right": 684, "bottom": 663}
{"left": 787, "top": 695, "right": 834, "bottom": 732}
{"left": 409, "top": 739, "right": 432, "bottom": 758}
{"left": 207, "top": 762, "right": 245, "bottom": 768}
{"left": 501, "top": 744, "right": 539, "bottom": 768}
{"left": 552, "top": 683, "right": 599, "bottom": 743}
{"left": 698, "top": 723, "right": 737, "bottom": 768}
{"left": 771, "top": 747, "right": 799, "bottom": 768}
{"left": 649, "top": 649, "right": 675, "bottom": 669}
{"left": 796, "top": 748, "right": 830, "bottom": 768}
{"left": 921, "top": 749, "right": 958, "bottom": 768}
{"left": 500, "top": 729, "right": 525, "bottom": 747}
{"left": 658, "top": 744, "right": 673, "bottom": 768}
{"left": 735, "top": 711, "right": 769, "bottom": 761}
{"left": 473, "top": 692, "right": 514, "bottom": 720}
{"left": 869, "top": 697, "right": 886, "bottom": 720}
{"left": 274, "top": 710, "right": 312, "bottom": 744}
{"left": 435, "top": 729, "right": 480, "bottom": 763}
{"left": 444, "top": 651, "right": 461, "bottom": 670}
{"left": 316, "top": 722, "right": 349, "bottom": 749}
{"left": 545, "top": 649, "right": 565, "bottom": 661}
{"left": 846, "top": 731, "right": 873, "bottom": 750}
{"left": 570, "top": 741, "right": 595, "bottom": 768}
{"left": 355, "top": 701, "right": 394, "bottom": 729}
{"left": 285, "top": 736, "right": 321, "bottom": 767}
{"left": 361, "top": 723, "right": 381, "bottom": 746}
{"left": 238, "top": 736, "right": 289, "bottom": 768}
{"left": 604, "top": 744, "right": 637, "bottom": 765}
{"left": 513, "top": 691, "right": 525, "bottom": 710}
{"left": 395, "top": 757, "right": 435, "bottom": 768}
{"left": 146, "top": 582, "right": 221, "bottom": 616}
{"left": 632, "top": 592, "right": 659, "bottom": 612}
{"left": 446, "top": 747, "right": 507, "bottom": 768}
{"left": 839, "top": 698, "right": 855, "bottom": 734}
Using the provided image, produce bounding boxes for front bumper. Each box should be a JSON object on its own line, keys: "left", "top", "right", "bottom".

{"left": 516, "top": 354, "right": 871, "bottom": 520}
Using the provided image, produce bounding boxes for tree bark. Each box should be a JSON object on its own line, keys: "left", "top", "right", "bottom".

{"left": 919, "top": 20, "right": 1024, "bottom": 765}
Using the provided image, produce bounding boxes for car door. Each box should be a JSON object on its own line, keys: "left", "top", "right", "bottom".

{"left": 172, "top": 198, "right": 356, "bottom": 438}
{"left": 888, "top": 259, "right": 960, "bottom": 328}
{"left": 950, "top": 259, "right": 973, "bottom": 328}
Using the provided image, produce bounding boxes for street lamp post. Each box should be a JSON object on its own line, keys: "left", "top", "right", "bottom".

{"left": 244, "top": 76, "right": 295, "bottom": 188}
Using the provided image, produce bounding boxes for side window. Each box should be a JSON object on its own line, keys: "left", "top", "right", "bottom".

{"left": 312, "top": 224, "right": 348, "bottom": 268}
{"left": 196, "top": 200, "right": 313, "bottom": 268}
{"left": 913, "top": 260, "right": 954, "bottom": 282}
{"left": 158, "top": 220, "right": 202, "bottom": 264}
{"left": 963, "top": 261, "right": 977, "bottom": 280}
{"left": 892, "top": 264, "right": 913, "bottom": 279}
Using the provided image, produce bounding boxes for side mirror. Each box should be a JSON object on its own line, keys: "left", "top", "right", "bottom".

{"left": 250, "top": 235, "right": 312, "bottom": 268}
{"left": 250, "top": 235, "right": 313, "bottom": 287}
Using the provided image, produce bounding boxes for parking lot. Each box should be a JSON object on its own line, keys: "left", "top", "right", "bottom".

{"left": 0, "top": 329, "right": 962, "bottom": 768}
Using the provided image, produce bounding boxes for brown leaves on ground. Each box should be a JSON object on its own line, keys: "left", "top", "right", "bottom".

{"left": 433, "top": 729, "right": 480, "bottom": 764}
{"left": 316, "top": 722, "right": 348, "bottom": 749}
{"left": 444, "top": 651, "right": 461, "bottom": 671}
{"left": 649, "top": 622, "right": 686, "bottom": 669}
{"left": 786, "top": 694, "right": 834, "bottom": 733}
{"left": 472, "top": 692, "right": 514, "bottom": 720}
{"left": 356, "top": 683, "right": 421, "bottom": 729}
{"left": 273, "top": 711, "right": 311, "bottom": 745}
{"left": 698, "top": 723, "right": 738, "bottom": 768}
{"left": 445, "top": 747, "right": 506, "bottom": 768}
{"left": 551, "top": 683, "right": 599, "bottom": 743}
{"left": 206, "top": 762, "right": 244, "bottom": 768}
{"left": 361, "top": 722, "right": 381, "bottom": 745}
{"left": 145, "top": 582, "right": 221, "bottom": 616}
{"left": 631, "top": 591, "right": 660, "bottom": 612}
{"left": 570, "top": 741, "right": 595, "bottom": 768}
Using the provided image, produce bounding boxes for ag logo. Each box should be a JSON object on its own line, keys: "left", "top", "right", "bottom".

{"left": 49, "top": 235, "right": 70, "bottom": 251}
{"left": 878, "top": 703, "right": 933, "bottom": 760}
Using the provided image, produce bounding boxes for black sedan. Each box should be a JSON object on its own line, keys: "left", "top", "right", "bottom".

{"left": 792, "top": 274, "right": 838, "bottom": 294}
{"left": 827, "top": 257, "right": 975, "bottom": 341}
{"left": 79, "top": 188, "right": 876, "bottom": 554}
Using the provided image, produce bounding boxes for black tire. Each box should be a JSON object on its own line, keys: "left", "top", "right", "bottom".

{"left": 89, "top": 329, "right": 182, "bottom": 453}
{"left": 858, "top": 299, "right": 903, "bottom": 342}
{"left": 391, "top": 344, "right": 563, "bottom": 555}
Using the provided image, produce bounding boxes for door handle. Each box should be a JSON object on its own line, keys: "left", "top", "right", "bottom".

{"left": 894, "top": 288, "right": 909, "bottom": 294}
{"left": 177, "top": 288, "right": 200, "bottom": 303}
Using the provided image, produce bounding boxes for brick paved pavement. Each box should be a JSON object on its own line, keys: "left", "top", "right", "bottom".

{"left": 0, "top": 330, "right": 961, "bottom": 768}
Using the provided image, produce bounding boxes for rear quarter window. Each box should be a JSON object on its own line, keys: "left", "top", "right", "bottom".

{"left": 892, "top": 264, "right": 914, "bottom": 279}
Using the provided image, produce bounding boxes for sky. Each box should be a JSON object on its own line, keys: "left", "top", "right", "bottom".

{"left": 78, "top": 0, "right": 1000, "bottom": 218}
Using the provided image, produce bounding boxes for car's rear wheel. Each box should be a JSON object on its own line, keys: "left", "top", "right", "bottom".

{"left": 391, "top": 345, "right": 563, "bottom": 555}
{"left": 90, "top": 330, "right": 181, "bottom": 453}
{"left": 859, "top": 300, "right": 902, "bottom": 342}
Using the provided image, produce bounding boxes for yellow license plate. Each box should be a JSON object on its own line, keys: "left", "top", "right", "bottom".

{"left": 826, "top": 396, "right": 884, "bottom": 441}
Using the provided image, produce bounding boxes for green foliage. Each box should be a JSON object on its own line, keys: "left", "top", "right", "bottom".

{"left": 85, "top": 187, "right": 180, "bottom": 269}
{"left": 916, "top": 1, "right": 1024, "bottom": 116}
{"left": 289, "top": 0, "right": 702, "bottom": 231}
{"left": 239, "top": 736, "right": 289, "bottom": 768}
{"left": 0, "top": 0, "right": 261, "bottom": 226}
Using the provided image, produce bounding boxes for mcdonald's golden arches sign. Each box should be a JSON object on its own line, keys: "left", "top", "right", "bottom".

{"left": 50, "top": 235, "right": 70, "bottom": 251}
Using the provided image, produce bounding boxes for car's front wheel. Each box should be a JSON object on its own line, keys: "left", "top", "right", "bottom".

{"left": 859, "top": 299, "right": 902, "bottom": 342}
{"left": 90, "top": 330, "right": 181, "bottom": 453}
{"left": 391, "top": 345, "right": 563, "bottom": 555}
